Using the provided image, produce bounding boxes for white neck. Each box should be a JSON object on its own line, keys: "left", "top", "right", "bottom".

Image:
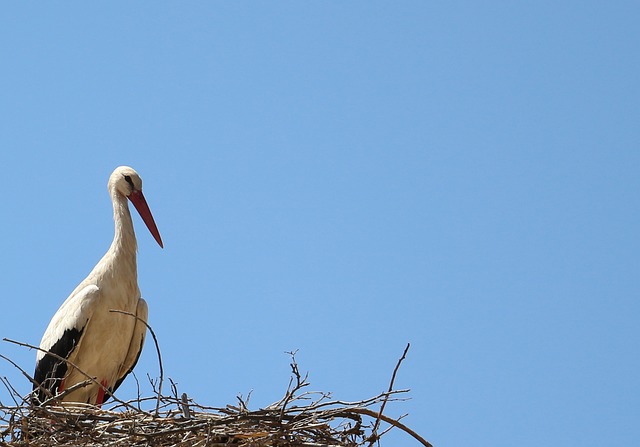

{"left": 109, "top": 190, "right": 138, "bottom": 262}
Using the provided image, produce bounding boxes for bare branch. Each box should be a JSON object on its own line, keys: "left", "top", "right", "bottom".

{"left": 369, "top": 342, "right": 411, "bottom": 446}
{"left": 347, "top": 407, "right": 433, "bottom": 447}
{"left": 108, "top": 308, "right": 164, "bottom": 416}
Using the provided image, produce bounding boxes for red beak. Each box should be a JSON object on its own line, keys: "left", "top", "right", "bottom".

{"left": 128, "top": 190, "right": 164, "bottom": 248}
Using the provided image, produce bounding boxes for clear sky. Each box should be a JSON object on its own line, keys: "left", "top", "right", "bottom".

{"left": 0, "top": 2, "right": 638, "bottom": 446}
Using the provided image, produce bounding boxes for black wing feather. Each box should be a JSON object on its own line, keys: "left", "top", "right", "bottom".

{"left": 33, "top": 327, "right": 84, "bottom": 405}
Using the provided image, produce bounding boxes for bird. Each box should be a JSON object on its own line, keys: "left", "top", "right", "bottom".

{"left": 33, "top": 166, "right": 163, "bottom": 406}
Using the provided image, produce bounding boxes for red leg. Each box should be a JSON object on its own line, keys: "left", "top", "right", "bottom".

{"left": 96, "top": 379, "right": 108, "bottom": 407}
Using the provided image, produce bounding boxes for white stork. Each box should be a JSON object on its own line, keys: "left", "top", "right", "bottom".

{"left": 33, "top": 166, "right": 163, "bottom": 406}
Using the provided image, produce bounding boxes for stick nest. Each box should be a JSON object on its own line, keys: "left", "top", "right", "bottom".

{"left": 0, "top": 349, "right": 431, "bottom": 447}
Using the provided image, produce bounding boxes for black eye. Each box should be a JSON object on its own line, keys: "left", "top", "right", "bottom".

{"left": 124, "top": 175, "right": 134, "bottom": 189}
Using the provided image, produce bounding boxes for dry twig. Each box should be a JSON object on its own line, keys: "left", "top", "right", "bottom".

{"left": 109, "top": 309, "right": 165, "bottom": 416}
{"left": 369, "top": 343, "right": 411, "bottom": 446}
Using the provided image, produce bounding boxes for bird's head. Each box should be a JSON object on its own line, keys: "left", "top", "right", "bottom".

{"left": 109, "top": 166, "right": 164, "bottom": 248}
{"left": 109, "top": 166, "right": 144, "bottom": 196}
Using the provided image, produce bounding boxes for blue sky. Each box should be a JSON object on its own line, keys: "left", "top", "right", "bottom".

{"left": 1, "top": 2, "right": 638, "bottom": 446}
